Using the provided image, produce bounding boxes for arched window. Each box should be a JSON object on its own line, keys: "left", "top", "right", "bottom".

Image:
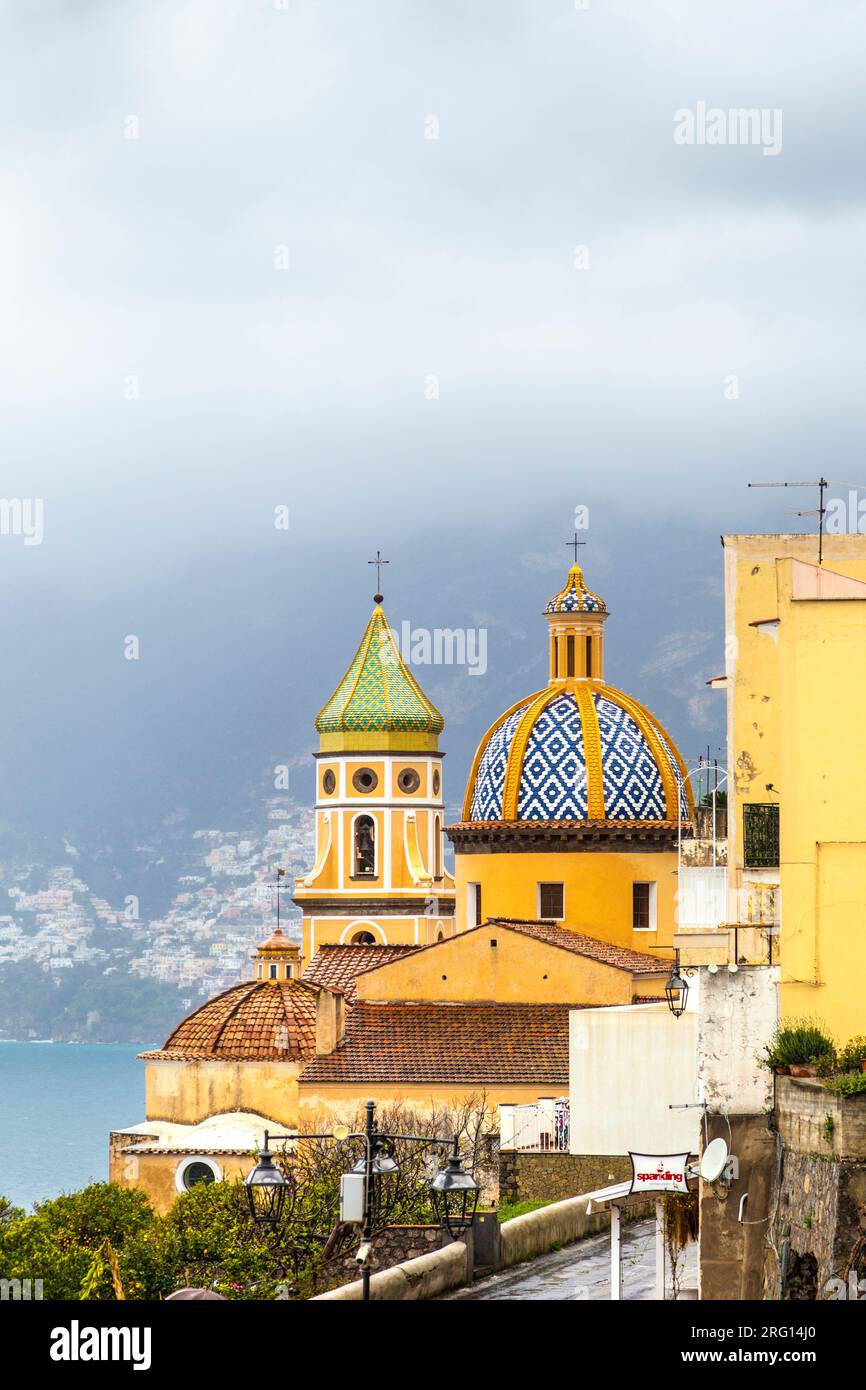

{"left": 354, "top": 815, "right": 376, "bottom": 877}
{"left": 352, "top": 930, "right": 376, "bottom": 945}
{"left": 433, "top": 815, "right": 443, "bottom": 879}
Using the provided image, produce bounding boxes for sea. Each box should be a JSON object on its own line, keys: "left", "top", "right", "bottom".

{"left": 0, "top": 1042, "right": 148, "bottom": 1212}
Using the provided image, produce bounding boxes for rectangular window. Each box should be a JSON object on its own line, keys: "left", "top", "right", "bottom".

{"left": 538, "top": 882, "right": 565, "bottom": 920}
{"left": 269, "top": 963, "right": 278, "bottom": 979}
{"left": 743, "top": 804, "right": 780, "bottom": 868}
{"left": 469, "top": 882, "right": 482, "bottom": 926}
{"left": 585, "top": 635, "right": 592, "bottom": 677}
{"left": 566, "top": 635, "right": 575, "bottom": 677}
{"left": 632, "top": 882, "right": 657, "bottom": 931}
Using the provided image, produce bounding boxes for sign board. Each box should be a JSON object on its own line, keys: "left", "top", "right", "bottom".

{"left": 628, "top": 1152, "right": 689, "bottom": 1195}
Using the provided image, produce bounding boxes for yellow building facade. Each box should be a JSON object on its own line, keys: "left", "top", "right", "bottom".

{"left": 713, "top": 533, "right": 866, "bottom": 1042}
{"left": 294, "top": 603, "right": 455, "bottom": 959}
{"left": 448, "top": 563, "right": 692, "bottom": 957}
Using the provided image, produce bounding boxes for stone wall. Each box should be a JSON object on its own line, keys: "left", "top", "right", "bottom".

{"left": 763, "top": 1079, "right": 866, "bottom": 1299}
{"left": 317, "top": 1225, "right": 445, "bottom": 1294}
{"left": 499, "top": 1151, "right": 630, "bottom": 1205}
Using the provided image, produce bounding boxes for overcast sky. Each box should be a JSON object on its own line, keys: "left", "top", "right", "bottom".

{"left": 1, "top": 1, "right": 863, "bottom": 839}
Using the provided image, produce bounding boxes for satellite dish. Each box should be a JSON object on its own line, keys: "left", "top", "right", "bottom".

{"left": 700, "top": 1137, "right": 729, "bottom": 1182}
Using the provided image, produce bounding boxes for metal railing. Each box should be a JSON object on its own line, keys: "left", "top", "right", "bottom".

{"left": 510, "top": 1099, "right": 570, "bottom": 1153}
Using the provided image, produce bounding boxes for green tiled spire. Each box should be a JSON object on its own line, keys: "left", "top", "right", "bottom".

{"left": 316, "top": 606, "right": 444, "bottom": 752}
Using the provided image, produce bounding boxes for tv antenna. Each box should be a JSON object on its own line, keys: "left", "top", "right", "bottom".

{"left": 747, "top": 478, "right": 828, "bottom": 565}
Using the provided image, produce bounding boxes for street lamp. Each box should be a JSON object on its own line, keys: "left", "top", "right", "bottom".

{"left": 664, "top": 950, "right": 689, "bottom": 1019}
{"left": 429, "top": 1137, "right": 480, "bottom": 1239}
{"left": 244, "top": 1134, "right": 292, "bottom": 1228}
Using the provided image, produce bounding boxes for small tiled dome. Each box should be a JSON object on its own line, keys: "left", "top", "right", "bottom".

{"left": 545, "top": 564, "right": 606, "bottom": 614}
{"left": 140, "top": 980, "right": 318, "bottom": 1062}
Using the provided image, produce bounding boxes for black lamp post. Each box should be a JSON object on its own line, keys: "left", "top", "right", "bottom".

{"left": 245, "top": 1104, "right": 480, "bottom": 1302}
{"left": 429, "top": 1136, "right": 480, "bottom": 1239}
{"left": 664, "top": 949, "right": 689, "bottom": 1019}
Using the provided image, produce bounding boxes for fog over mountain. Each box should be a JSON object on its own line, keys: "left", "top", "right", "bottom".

{"left": 2, "top": 0, "right": 861, "bottom": 879}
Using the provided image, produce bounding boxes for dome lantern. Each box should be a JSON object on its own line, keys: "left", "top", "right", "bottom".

{"left": 253, "top": 927, "right": 301, "bottom": 982}
{"left": 545, "top": 563, "right": 608, "bottom": 682}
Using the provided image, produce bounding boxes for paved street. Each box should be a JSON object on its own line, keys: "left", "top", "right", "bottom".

{"left": 442, "top": 1219, "right": 697, "bottom": 1301}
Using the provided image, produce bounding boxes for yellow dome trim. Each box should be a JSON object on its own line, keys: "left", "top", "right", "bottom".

{"left": 573, "top": 681, "right": 606, "bottom": 818}
{"left": 460, "top": 690, "right": 546, "bottom": 820}
{"left": 501, "top": 689, "right": 559, "bottom": 820}
{"left": 589, "top": 681, "right": 686, "bottom": 821}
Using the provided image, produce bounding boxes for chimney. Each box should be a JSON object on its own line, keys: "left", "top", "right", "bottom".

{"left": 315, "top": 988, "right": 345, "bottom": 1055}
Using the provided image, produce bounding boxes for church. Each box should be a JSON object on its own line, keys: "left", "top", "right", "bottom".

{"left": 110, "top": 558, "right": 692, "bottom": 1209}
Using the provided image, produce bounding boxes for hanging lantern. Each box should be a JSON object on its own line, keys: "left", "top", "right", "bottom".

{"left": 244, "top": 1140, "right": 291, "bottom": 1228}
{"left": 351, "top": 1139, "right": 399, "bottom": 1227}
{"left": 430, "top": 1143, "right": 480, "bottom": 1240}
{"left": 664, "top": 953, "right": 689, "bottom": 1019}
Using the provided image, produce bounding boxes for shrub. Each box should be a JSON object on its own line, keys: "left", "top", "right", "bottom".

{"left": 837, "top": 1035, "right": 866, "bottom": 1074}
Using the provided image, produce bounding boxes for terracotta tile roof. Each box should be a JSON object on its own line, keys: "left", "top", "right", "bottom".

{"left": 300, "top": 1002, "right": 577, "bottom": 1086}
{"left": 302, "top": 944, "right": 420, "bottom": 1003}
{"left": 138, "top": 979, "right": 318, "bottom": 1062}
{"left": 488, "top": 918, "right": 667, "bottom": 976}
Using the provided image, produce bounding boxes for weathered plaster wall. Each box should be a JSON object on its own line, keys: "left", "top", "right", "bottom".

{"left": 569, "top": 1005, "right": 700, "bottom": 1155}
{"left": 697, "top": 965, "right": 777, "bottom": 1114}
{"left": 144, "top": 1058, "right": 300, "bottom": 1127}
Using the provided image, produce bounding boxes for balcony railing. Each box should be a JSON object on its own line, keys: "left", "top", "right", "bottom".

{"left": 743, "top": 803, "right": 779, "bottom": 868}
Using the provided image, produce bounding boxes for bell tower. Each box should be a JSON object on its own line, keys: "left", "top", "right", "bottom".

{"left": 294, "top": 576, "right": 455, "bottom": 963}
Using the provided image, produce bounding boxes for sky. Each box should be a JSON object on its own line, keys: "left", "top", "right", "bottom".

{"left": 1, "top": 1, "right": 863, "bottom": 847}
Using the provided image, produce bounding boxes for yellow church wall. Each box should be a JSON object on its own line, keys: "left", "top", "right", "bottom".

{"left": 353, "top": 926, "right": 640, "bottom": 1006}
{"left": 723, "top": 535, "right": 866, "bottom": 1042}
{"left": 453, "top": 848, "right": 676, "bottom": 956}
{"left": 144, "top": 1058, "right": 301, "bottom": 1128}
{"left": 109, "top": 1143, "right": 252, "bottom": 1216}
{"left": 297, "top": 1081, "right": 561, "bottom": 1125}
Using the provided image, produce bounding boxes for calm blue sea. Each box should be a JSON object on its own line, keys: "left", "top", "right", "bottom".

{"left": 0, "top": 1042, "right": 148, "bottom": 1212}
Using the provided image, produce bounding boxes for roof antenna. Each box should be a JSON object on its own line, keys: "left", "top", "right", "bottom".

{"left": 747, "top": 478, "right": 829, "bottom": 565}
{"left": 367, "top": 549, "right": 390, "bottom": 603}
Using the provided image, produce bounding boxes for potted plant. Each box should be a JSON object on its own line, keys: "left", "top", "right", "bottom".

{"left": 762, "top": 1019, "right": 835, "bottom": 1078}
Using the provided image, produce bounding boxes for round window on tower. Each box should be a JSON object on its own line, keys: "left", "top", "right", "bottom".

{"left": 397, "top": 768, "right": 420, "bottom": 794}
{"left": 352, "top": 768, "right": 378, "bottom": 794}
{"left": 432, "top": 768, "right": 441, "bottom": 795}
{"left": 322, "top": 769, "right": 336, "bottom": 795}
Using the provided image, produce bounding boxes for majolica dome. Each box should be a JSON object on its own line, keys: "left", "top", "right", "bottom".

{"left": 462, "top": 562, "right": 691, "bottom": 825}
{"left": 545, "top": 564, "right": 606, "bottom": 614}
{"left": 465, "top": 684, "right": 689, "bottom": 821}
